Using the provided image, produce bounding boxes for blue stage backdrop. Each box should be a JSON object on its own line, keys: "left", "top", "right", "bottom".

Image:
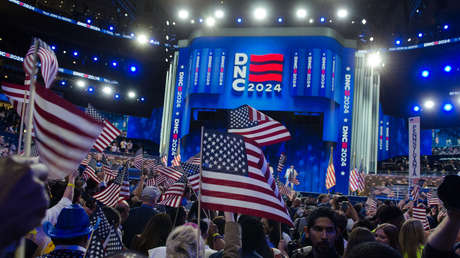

{"left": 127, "top": 107, "right": 163, "bottom": 143}
{"left": 165, "top": 28, "right": 357, "bottom": 193}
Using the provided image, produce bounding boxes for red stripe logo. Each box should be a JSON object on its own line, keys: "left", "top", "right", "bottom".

{"left": 249, "top": 54, "right": 284, "bottom": 83}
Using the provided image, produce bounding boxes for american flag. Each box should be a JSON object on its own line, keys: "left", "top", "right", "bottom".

{"left": 86, "top": 203, "right": 123, "bottom": 257}
{"left": 33, "top": 84, "right": 103, "bottom": 179}
{"left": 146, "top": 177, "right": 156, "bottom": 187}
{"left": 172, "top": 143, "right": 181, "bottom": 167}
{"left": 156, "top": 165, "right": 183, "bottom": 182}
{"left": 1, "top": 82, "right": 30, "bottom": 103}
{"left": 85, "top": 105, "right": 121, "bottom": 152}
{"left": 23, "top": 38, "right": 58, "bottom": 88}
{"left": 94, "top": 166, "right": 129, "bottom": 207}
{"left": 158, "top": 175, "right": 186, "bottom": 207}
{"left": 161, "top": 155, "right": 167, "bottom": 166}
{"left": 228, "top": 105, "right": 291, "bottom": 147}
{"left": 200, "top": 130, "right": 293, "bottom": 226}
{"left": 325, "top": 148, "right": 336, "bottom": 190}
{"left": 81, "top": 155, "right": 91, "bottom": 166}
{"left": 277, "top": 152, "right": 286, "bottom": 172}
{"left": 357, "top": 172, "right": 366, "bottom": 193}
{"left": 144, "top": 158, "right": 160, "bottom": 170}
{"left": 412, "top": 206, "right": 430, "bottom": 230}
{"left": 103, "top": 165, "right": 118, "bottom": 183}
{"left": 276, "top": 179, "right": 293, "bottom": 198}
{"left": 427, "top": 192, "right": 441, "bottom": 206}
{"left": 411, "top": 184, "right": 420, "bottom": 201}
{"left": 181, "top": 161, "right": 201, "bottom": 192}
{"left": 134, "top": 148, "right": 144, "bottom": 170}
{"left": 365, "top": 198, "right": 377, "bottom": 216}
{"left": 83, "top": 158, "right": 101, "bottom": 184}
{"left": 156, "top": 173, "right": 176, "bottom": 188}
{"left": 349, "top": 167, "right": 360, "bottom": 192}
{"left": 186, "top": 154, "right": 201, "bottom": 165}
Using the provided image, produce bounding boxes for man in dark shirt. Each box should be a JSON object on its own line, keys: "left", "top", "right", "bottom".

{"left": 122, "top": 186, "right": 160, "bottom": 246}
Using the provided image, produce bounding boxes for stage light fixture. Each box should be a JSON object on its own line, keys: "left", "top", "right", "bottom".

{"left": 254, "top": 7, "right": 268, "bottom": 21}
{"left": 102, "top": 86, "right": 112, "bottom": 95}
{"left": 130, "top": 66, "right": 137, "bottom": 72}
{"left": 205, "top": 17, "right": 216, "bottom": 27}
{"left": 277, "top": 17, "right": 283, "bottom": 23}
{"left": 421, "top": 70, "right": 430, "bottom": 78}
{"left": 361, "top": 18, "right": 367, "bottom": 24}
{"left": 320, "top": 17, "right": 326, "bottom": 23}
{"left": 413, "top": 105, "right": 420, "bottom": 112}
{"left": 395, "top": 39, "right": 401, "bottom": 45}
{"left": 73, "top": 51, "right": 78, "bottom": 56}
{"left": 418, "top": 32, "right": 423, "bottom": 38}
{"left": 137, "top": 34, "right": 148, "bottom": 45}
{"left": 444, "top": 24, "right": 449, "bottom": 30}
{"left": 190, "top": 19, "right": 195, "bottom": 24}
{"left": 309, "top": 18, "right": 314, "bottom": 23}
{"left": 178, "top": 9, "right": 189, "bottom": 20}
{"left": 128, "top": 91, "right": 136, "bottom": 98}
{"left": 444, "top": 65, "right": 452, "bottom": 72}
{"left": 86, "top": 19, "right": 91, "bottom": 24}
{"left": 112, "top": 61, "right": 118, "bottom": 67}
{"left": 60, "top": 80, "right": 66, "bottom": 86}
{"left": 130, "top": 33, "right": 135, "bottom": 37}
{"left": 51, "top": 45, "right": 56, "bottom": 50}
{"left": 215, "top": 9, "right": 224, "bottom": 19}
{"left": 63, "top": 50, "right": 66, "bottom": 54}
{"left": 199, "top": 18, "right": 204, "bottom": 23}
{"left": 140, "top": 97, "right": 145, "bottom": 102}
{"left": 109, "top": 26, "right": 114, "bottom": 31}
{"left": 424, "top": 100, "right": 435, "bottom": 109}
{"left": 149, "top": 39, "right": 155, "bottom": 44}
{"left": 114, "top": 93, "right": 120, "bottom": 100}
{"left": 337, "top": 9, "right": 348, "bottom": 19}
{"left": 369, "top": 36, "right": 374, "bottom": 42}
{"left": 367, "top": 52, "right": 382, "bottom": 67}
{"left": 76, "top": 80, "right": 85, "bottom": 88}
{"left": 443, "top": 103, "right": 453, "bottom": 112}
{"left": 408, "top": 38, "right": 412, "bottom": 42}
{"left": 88, "top": 87, "right": 94, "bottom": 93}
{"left": 236, "top": 17, "right": 243, "bottom": 23}
{"left": 296, "top": 9, "right": 307, "bottom": 19}
{"left": 93, "top": 56, "right": 98, "bottom": 61}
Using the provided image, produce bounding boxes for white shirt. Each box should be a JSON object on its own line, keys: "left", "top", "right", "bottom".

{"left": 149, "top": 246, "right": 166, "bottom": 258}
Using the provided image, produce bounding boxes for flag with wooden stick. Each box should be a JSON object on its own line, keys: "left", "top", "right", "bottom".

{"left": 325, "top": 147, "right": 336, "bottom": 190}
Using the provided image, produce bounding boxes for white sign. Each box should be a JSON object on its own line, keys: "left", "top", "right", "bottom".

{"left": 408, "top": 116, "right": 420, "bottom": 179}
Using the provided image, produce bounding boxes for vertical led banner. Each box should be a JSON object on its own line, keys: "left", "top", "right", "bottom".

{"left": 306, "top": 50, "right": 313, "bottom": 95}
{"left": 408, "top": 116, "right": 420, "bottom": 179}
{"left": 218, "top": 51, "right": 226, "bottom": 87}
{"left": 319, "top": 50, "right": 327, "bottom": 97}
{"left": 205, "top": 50, "right": 213, "bottom": 86}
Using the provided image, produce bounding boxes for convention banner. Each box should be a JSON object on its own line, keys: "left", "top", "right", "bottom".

{"left": 408, "top": 116, "right": 421, "bottom": 179}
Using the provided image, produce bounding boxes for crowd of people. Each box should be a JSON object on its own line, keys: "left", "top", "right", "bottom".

{"left": 432, "top": 147, "right": 460, "bottom": 156}
{"left": 1, "top": 155, "right": 460, "bottom": 258}
{"left": 379, "top": 155, "right": 460, "bottom": 175}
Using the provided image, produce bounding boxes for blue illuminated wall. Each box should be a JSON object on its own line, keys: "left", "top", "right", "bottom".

{"left": 127, "top": 107, "right": 163, "bottom": 143}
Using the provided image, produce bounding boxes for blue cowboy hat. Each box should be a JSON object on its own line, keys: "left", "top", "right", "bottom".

{"left": 43, "top": 204, "right": 99, "bottom": 238}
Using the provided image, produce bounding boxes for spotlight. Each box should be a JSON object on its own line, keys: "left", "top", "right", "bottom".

{"left": 337, "top": 9, "right": 348, "bottom": 19}
{"left": 320, "top": 17, "right": 326, "bottom": 23}
{"left": 130, "top": 33, "right": 135, "bottom": 37}
{"left": 149, "top": 39, "right": 155, "bottom": 44}
{"left": 421, "top": 70, "right": 430, "bottom": 78}
{"left": 236, "top": 17, "right": 243, "bottom": 23}
{"left": 112, "top": 61, "right": 118, "bottom": 67}
{"left": 140, "top": 97, "right": 145, "bottom": 102}
{"left": 109, "top": 26, "right": 114, "bottom": 31}
{"left": 76, "top": 80, "right": 86, "bottom": 88}
{"left": 253, "top": 7, "right": 268, "bottom": 21}
{"left": 296, "top": 9, "right": 307, "bottom": 19}
{"left": 361, "top": 18, "right": 367, "bottom": 24}
{"left": 114, "top": 93, "right": 120, "bottom": 100}
{"left": 367, "top": 52, "right": 382, "bottom": 67}
{"left": 369, "top": 36, "right": 374, "bottom": 42}
{"left": 128, "top": 91, "right": 136, "bottom": 98}
{"left": 277, "top": 17, "right": 283, "bottom": 23}
{"left": 199, "top": 18, "right": 204, "bottom": 23}
{"left": 137, "top": 34, "right": 148, "bottom": 45}
{"left": 205, "top": 17, "right": 216, "bottom": 27}
{"left": 444, "top": 24, "right": 449, "bottom": 30}
{"left": 178, "top": 9, "right": 189, "bottom": 20}
{"left": 444, "top": 65, "right": 452, "bottom": 72}
{"left": 63, "top": 50, "right": 66, "bottom": 54}
{"left": 130, "top": 66, "right": 137, "bottom": 72}
{"left": 102, "top": 86, "right": 112, "bottom": 95}
{"left": 60, "top": 80, "right": 66, "bottom": 86}
{"left": 424, "top": 100, "right": 435, "bottom": 109}
{"left": 51, "top": 45, "right": 56, "bottom": 50}
{"left": 395, "top": 40, "right": 401, "bottom": 45}
{"left": 413, "top": 105, "right": 420, "bottom": 112}
{"left": 408, "top": 38, "right": 412, "bottom": 42}
{"left": 309, "top": 18, "right": 314, "bottom": 23}
{"left": 190, "top": 19, "right": 195, "bottom": 24}
{"left": 214, "top": 9, "right": 224, "bottom": 19}
{"left": 87, "top": 87, "right": 94, "bottom": 93}
{"left": 418, "top": 32, "right": 423, "bottom": 38}
{"left": 86, "top": 19, "right": 92, "bottom": 24}
{"left": 443, "top": 103, "right": 453, "bottom": 112}
{"left": 73, "top": 51, "right": 78, "bottom": 56}
{"left": 93, "top": 56, "right": 98, "bottom": 62}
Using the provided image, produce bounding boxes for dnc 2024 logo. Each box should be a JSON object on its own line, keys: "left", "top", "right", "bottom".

{"left": 232, "top": 53, "right": 283, "bottom": 93}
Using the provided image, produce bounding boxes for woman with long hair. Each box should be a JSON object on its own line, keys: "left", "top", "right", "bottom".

{"left": 374, "top": 223, "right": 401, "bottom": 252}
{"left": 343, "top": 227, "right": 375, "bottom": 257}
{"left": 399, "top": 219, "right": 426, "bottom": 258}
{"left": 130, "top": 213, "right": 173, "bottom": 256}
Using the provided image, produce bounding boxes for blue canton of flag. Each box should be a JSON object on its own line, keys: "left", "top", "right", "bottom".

{"left": 181, "top": 162, "right": 201, "bottom": 192}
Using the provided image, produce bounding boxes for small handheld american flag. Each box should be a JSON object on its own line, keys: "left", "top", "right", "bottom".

{"left": 23, "top": 38, "right": 58, "bottom": 88}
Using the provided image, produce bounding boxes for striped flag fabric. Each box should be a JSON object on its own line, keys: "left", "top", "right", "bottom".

{"left": 200, "top": 130, "right": 293, "bottom": 226}
{"left": 365, "top": 198, "right": 377, "bottom": 216}
{"left": 103, "top": 165, "right": 118, "bottom": 182}
{"left": 33, "top": 84, "right": 103, "bottom": 179}
{"left": 357, "top": 172, "right": 366, "bottom": 193}
{"left": 146, "top": 177, "right": 156, "bottom": 187}
{"left": 134, "top": 148, "right": 144, "bottom": 170}
{"left": 94, "top": 167, "right": 128, "bottom": 207}
{"left": 228, "top": 105, "right": 291, "bottom": 147}
{"left": 1, "top": 82, "right": 30, "bottom": 103}
{"left": 161, "top": 155, "right": 167, "bottom": 166}
{"left": 83, "top": 159, "right": 101, "bottom": 184}
{"left": 277, "top": 153, "right": 286, "bottom": 172}
{"left": 156, "top": 165, "right": 183, "bottom": 182}
{"left": 156, "top": 173, "right": 176, "bottom": 188}
{"left": 144, "top": 158, "right": 160, "bottom": 170}
{"left": 172, "top": 143, "right": 181, "bottom": 167}
{"left": 412, "top": 206, "right": 430, "bottom": 230}
{"left": 411, "top": 184, "right": 420, "bottom": 201}
{"left": 248, "top": 54, "right": 283, "bottom": 83}
{"left": 23, "top": 38, "right": 58, "bottom": 88}
{"left": 349, "top": 167, "right": 359, "bottom": 192}
{"left": 186, "top": 154, "right": 201, "bottom": 165}
{"left": 181, "top": 162, "right": 201, "bottom": 192}
{"left": 81, "top": 155, "right": 91, "bottom": 166}
{"left": 427, "top": 192, "right": 441, "bottom": 206}
{"left": 158, "top": 175, "right": 187, "bottom": 207}
{"left": 277, "top": 179, "right": 292, "bottom": 198}
{"left": 85, "top": 105, "right": 121, "bottom": 152}
{"left": 325, "top": 148, "right": 336, "bottom": 190}
{"left": 120, "top": 171, "right": 130, "bottom": 199}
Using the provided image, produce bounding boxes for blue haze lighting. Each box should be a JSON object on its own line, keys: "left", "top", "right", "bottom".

{"left": 236, "top": 17, "right": 242, "bottom": 23}
{"left": 130, "top": 66, "right": 137, "bottom": 72}
{"left": 444, "top": 24, "right": 449, "bottom": 30}
{"left": 73, "top": 51, "right": 78, "bottom": 56}
{"left": 443, "top": 103, "right": 453, "bottom": 112}
{"left": 112, "top": 61, "right": 118, "bottom": 67}
{"left": 277, "top": 17, "right": 283, "bottom": 23}
{"left": 444, "top": 65, "right": 452, "bottom": 72}
{"left": 413, "top": 105, "right": 420, "bottom": 112}
{"left": 114, "top": 93, "right": 120, "bottom": 100}
{"left": 421, "top": 70, "right": 430, "bottom": 78}
{"left": 88, "top": 87, "right": 94, "bottom": 93}
{"left": 418, "top": 32, "right": 423, "bottom": 38}
{"left": 320, "top": 17, "right": 326, "bottom": 23}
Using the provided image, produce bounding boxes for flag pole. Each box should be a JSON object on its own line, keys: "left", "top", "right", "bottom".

{"left": 23, "top": 39, "right": 39, "bottom": 157}
{"left": 17, "top": 85, "right": 28, "bottom": 154}
{"left": 197, "top": 126, "right": 204, "bottom": 258}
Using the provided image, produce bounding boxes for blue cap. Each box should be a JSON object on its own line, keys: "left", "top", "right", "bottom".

{"left": 43, "top": 204, "right": 98, "bottom": 238}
